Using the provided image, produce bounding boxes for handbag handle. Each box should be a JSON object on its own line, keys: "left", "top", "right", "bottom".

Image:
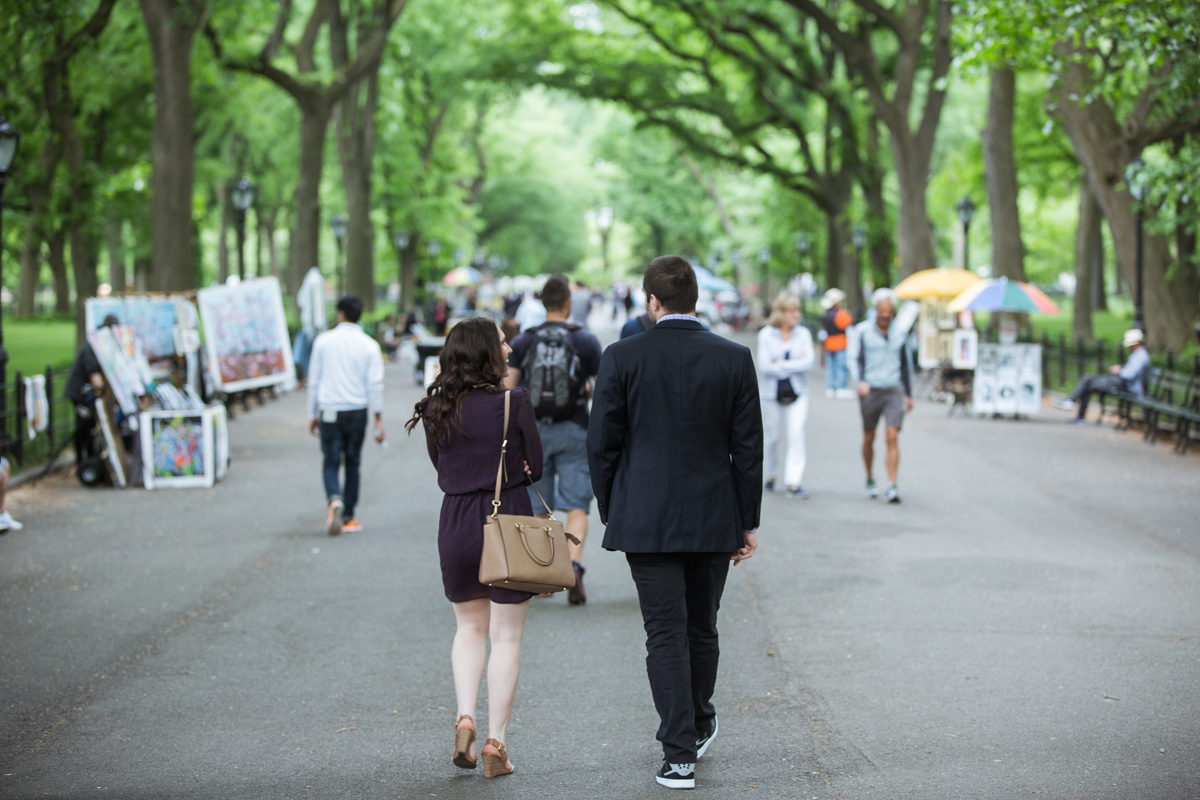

{"left": 491, "top": 390, "right": 555, "bottom": 520}
{"left": 515, "top": 523, "right": 556, "bottom": 566}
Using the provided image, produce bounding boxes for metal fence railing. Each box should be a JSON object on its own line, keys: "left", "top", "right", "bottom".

{"left": 0, "top": 366, "right": 77, "bottom": 474}
{"left": 1035, "top": 333, "right": 1200, "bottom": 395}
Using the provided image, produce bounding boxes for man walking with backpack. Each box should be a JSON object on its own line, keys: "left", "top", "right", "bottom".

{"left": 505, "top": 275, "right": 603, "bottom": 605}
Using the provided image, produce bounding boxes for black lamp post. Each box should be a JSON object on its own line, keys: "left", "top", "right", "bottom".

{"left": 330, "top": 213, "right": 347, "bottom": 296}
{"left": 796, "top": 233, "right": 810, "bottom": 273}
{"left": 0, "top": 116, "right": 20, "bottom": 443}
{"left": 1126, "top": 157, "right": 1146, "bottom": 332}
{"left": 597, "top": 206, "right": 614, "bottom": 278}
{"left": 230, "top": 177, "right": 255, "bottom": 280}
{"left": 427, "top": 238, "right": 441, "bottom": 277}
{"left": 956, "top": 197, "right": 976, "bottom": 272}
{"left": 757, "top": 245, "right": 770, "bottom": 299}
{"left": 851, "top": 226, "right": 867, "bottom": 318}
{"left": 393, "top": 229, "right": 409, "bottom": 314}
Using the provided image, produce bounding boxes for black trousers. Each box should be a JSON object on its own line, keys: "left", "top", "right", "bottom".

{"left": 1070, "top": 374, "right": 1123, "bottom": 418}
{"left": 319, "top": 409, "right": 368, "bottom": 519}
{"left": 626, "top": 551, "right": 731, "bottom": 763}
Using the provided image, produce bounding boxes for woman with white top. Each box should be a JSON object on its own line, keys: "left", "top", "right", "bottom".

{"left": 757, "top": 294, "right": 815, "bottom": 499}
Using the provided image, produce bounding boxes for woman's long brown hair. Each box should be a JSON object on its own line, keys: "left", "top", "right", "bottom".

{"left": 405, "top": 317, "right": 508, "bottom": 444}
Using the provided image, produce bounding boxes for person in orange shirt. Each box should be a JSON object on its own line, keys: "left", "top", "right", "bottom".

{"left": 820, "top": 289, "right": 854, "bottom": 398}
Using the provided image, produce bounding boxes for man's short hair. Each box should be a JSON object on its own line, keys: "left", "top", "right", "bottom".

{"left": 541, "top": 276, "right": 571, "bottom": 312}
{"left": 643, "top": 256, "right": 698, "bottom": 314}
{"left": 337, "top": 296, "right": 364, "bottom": 323}
{"left": 101, "top": 314, "right": 120, "bottom": 328}
{"left": 870, "top": 288, "right": 898, "bottom": 309}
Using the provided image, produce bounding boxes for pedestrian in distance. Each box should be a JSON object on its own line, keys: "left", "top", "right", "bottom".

{"left": 569, "top": 279, "right": 592, "bottom": 328}
{"left": 588, "top": 255, "right": 763, "bottom": 790}
{"left": 505, "top": 276, "right": 603, "bottom": 605}
{"left": 848, "top": 288, "right": 914, "bottom": 504}
{"left": 1053, "top": 328, "right": 1150, "bottom": 423}
{"left": 405, "top": 317, "right": 543, "bottom": 779}
{"left": 307, "top": 296, "right": 385, "bottom": 536}
{"left": 819, "top": 288, "right": 854, "bottom": 398}
{"left": 758, "top": 294, "right": 815, "bottom": 499}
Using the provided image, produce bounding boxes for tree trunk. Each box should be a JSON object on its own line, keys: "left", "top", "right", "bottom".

{"left": 289, "top": 103, "right": 334, "bottom": 294}
{"left": 400, "top": 233, "right": 420, "bottom": 313}
{"left": 1073, "top": 174, "right": 1102, "bottom": 343}
{"left": 105, "top": 217, "right": 127, "bottom": 295}
{"left": 337, "top": 63, "right": 380, "bottom": 309}
{"left": 891, "top": 138, "right": 938, "bottom": 279}
{"left": 1056, "top": 61, "right": 1197, "bottom": 351}
{"left": 217, "top": 180, "right": 230, "bottom": 283}
{"left": 827, "top": 216, "right": 860, "bottom": 318}
{"left": 47, "top": 226, "right": 71, "bottom": 315}
{"left": 138, "top": 0, "right": 206, "bottom": 292}
{"left": 262, "top": 207, "right": 281, "bottom": 280}
{"left": 983, "top": 67, "right": 1026, "bottom": 281}
{"left": 1091, "top": 216, "right": 1108, "bottom": 312}
{"left": 134, "top": 256, "right": 150, "bottom": 291}
{"left": 18, "top": 217, "right": 44, "bottom": 319}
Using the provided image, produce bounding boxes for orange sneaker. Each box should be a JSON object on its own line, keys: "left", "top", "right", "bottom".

{"left": 340, "top": 519, "right": 363, "bottom": 534}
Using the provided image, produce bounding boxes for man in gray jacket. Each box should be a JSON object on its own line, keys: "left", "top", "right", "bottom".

{"left": 848, "top": 289, "right": 913, "bottom": 503}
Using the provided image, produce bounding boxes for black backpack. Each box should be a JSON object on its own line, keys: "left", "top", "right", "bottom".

{"left": 523, "top": 324, "right": 585, "bottom": 422}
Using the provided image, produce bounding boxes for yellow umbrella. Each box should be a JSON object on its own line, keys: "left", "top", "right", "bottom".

{"left": 894, "top": 268, "right": 981, "bottom": 300}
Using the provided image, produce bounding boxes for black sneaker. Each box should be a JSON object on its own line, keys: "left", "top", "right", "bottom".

{"left": 656, "top": 761, "right": 695, "bottom": 789}
{"left": 567, "top": 561, "right": 587, "bottom": 605}
{"left": 695, "top": 716, "right": 718, "bottom": 759}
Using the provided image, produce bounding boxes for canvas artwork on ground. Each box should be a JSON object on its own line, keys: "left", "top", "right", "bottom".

{"left": 197, "top": 278, "right": 294, "bottom": 392}
{"left": 151, "top": 415, "right": 205, "bottom": 478}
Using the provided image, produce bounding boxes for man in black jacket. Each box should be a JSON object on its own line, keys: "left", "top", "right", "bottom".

{"left": 588, "top": 255, "right": 763, "bottom": 790}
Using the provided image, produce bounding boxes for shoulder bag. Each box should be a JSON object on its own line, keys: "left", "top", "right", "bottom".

{"left": 479, "top": 390, "right": 580, "bottom": 594}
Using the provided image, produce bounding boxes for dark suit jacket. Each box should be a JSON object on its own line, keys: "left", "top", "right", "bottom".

{"left": 587, "top": 318, "right": 763, "bottom": 553}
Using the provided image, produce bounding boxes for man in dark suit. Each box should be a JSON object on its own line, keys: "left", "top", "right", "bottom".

{"left": 588, "top": 255, "right": 763, "bottom": 790}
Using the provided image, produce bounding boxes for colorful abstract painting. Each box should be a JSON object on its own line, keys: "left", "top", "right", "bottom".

{"left": 85, "top": 297, "right": 195, "bottom": 371}
{"left": 197, "top": 277, "right": 294, "bottom": 392}
{"left": 151, "top": 415, "right": 205, "bottom": 479}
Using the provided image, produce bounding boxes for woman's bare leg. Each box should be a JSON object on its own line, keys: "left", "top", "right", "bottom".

{"left": 451, "top": 598, "right": 490, "bottom": 757}
{"left": 485, "top": 600, "right": 530, "bottom": 744}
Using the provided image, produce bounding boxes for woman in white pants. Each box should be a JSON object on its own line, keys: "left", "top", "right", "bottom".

{"left": 757, "top": 295, "right": 815, "bottom": 499}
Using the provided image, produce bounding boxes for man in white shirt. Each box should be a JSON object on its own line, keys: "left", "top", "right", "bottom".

{"left": 307, "top": 296, "right": 385, "bottom": 536}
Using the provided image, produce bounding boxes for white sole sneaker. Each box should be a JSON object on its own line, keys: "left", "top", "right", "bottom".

{"left": 326, "top": 500, "right": 344, "bottom": 536}
{"left": 696, "top": 717, "right": 718, "bottom": 759}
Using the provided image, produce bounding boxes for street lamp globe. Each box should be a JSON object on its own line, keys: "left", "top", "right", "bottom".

{"left": 956, "top": 197, "right": 976, "bottom": 227}
{"left": 427, "top": 238, "right": 441, "bottom": 257}
{"left": 330, "top": 213, "right": 347, "bottom": 242}
{"left": 597, "top": 206, "right": 614, "bottom": 232}
{"left": 394, "top": 230, "right": 409, "bottom": 251}
{"left": 0, "top": 117, "right": 19, "bottom": 177}
{"left": 1125, "top": 157, "right": 1146, "bottom": 202}
{"left": 757, "top": 245, "right": 770, "bottom": 263}
{"left": 231, "top": 177, "right": 255, "bottom": 212}
{"left": 851, "top": 226, "right": 866, "bottom": 249}
{"left": 796, "top": 233, "right": 810, "bottom": 255}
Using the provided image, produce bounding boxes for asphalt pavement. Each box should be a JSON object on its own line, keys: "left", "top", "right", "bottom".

{"left": 1, "top": 318, "right": 1197, "bottom": 800}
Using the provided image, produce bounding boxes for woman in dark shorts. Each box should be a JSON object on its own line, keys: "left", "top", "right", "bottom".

{"left": 406, "top": 318, "right": 542, "bottom": 779}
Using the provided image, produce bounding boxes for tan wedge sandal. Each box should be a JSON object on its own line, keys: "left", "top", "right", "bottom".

{"left": 452, "top": 715, "right": 476, "bottom": 769}
{"left": 481, "top": 738, "right": 514, "bottom": 778}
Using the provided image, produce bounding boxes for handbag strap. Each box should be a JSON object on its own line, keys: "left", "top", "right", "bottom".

{"left": 491, "top": 390, "right": 556, "bottom": 520}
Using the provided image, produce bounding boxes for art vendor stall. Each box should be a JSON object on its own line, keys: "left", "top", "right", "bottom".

{"left": 83, "top": 320, "right": 229, "bottom": 490}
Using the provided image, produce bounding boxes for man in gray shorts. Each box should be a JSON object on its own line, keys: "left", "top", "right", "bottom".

{"left": 849, "top": 289, "right": 913, "bottom": 503}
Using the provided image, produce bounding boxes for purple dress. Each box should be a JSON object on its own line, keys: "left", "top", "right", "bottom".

{"left": 424, "top": 388, "right": 543, "bottom": 604}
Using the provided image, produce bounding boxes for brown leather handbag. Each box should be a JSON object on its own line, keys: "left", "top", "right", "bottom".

{"left": 479, "top": 390, "right": 580, "bottom": 594}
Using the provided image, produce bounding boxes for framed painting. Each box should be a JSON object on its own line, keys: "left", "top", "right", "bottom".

{"left": 88, "top": 327, "right": 149, "bottom": 417}
{"left": 86, "top": 297, "right": 196, "bottom": 375}
{"left": 95, "top": 397, "right": 128, "bottom": 489}
{"left": 196, "top": 277, "right": 295, "bottom": 393}
{"left": 140, "top": 410, "right": 214, "bottom": 490}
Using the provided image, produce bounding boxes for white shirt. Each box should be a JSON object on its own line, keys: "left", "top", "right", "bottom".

{"left": 515, "top": 294, "right": 547, "bottom": 332}
{"left": 307, "top": 322, "right": 385, "bottom": 419}
{"left": 757, "top": 325, "right": 815, "bottom": 400}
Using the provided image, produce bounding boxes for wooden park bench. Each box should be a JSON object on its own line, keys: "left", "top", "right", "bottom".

{"left": 1107, "top": 367, "right": 1200, "bottom": 454}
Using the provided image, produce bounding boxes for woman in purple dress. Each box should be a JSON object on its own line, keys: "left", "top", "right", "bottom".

{"left": 406, "top": 317, "right": 542, "bottom": 779}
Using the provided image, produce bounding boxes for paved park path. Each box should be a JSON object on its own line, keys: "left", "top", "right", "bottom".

{"left": 1, "top": 321, "right": 1197, "bottom": 799}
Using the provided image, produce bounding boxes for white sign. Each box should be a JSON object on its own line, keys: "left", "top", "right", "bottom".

{"left": 973, "top": 344, "right": 1042, "bottom": 416}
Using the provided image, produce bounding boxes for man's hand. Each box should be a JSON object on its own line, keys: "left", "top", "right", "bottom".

{"left": 1109, "top": 364, "right": 1121, "bottom": 375}
{"left": 905, "top": 396, "right": 914, "bottom": 413}
{"left": 309, "top": 419, "right": 320, "bottom": 437}
{"left": 374, "top": 419, "right": 386, "bottom": 444}
{"left": 857, "top": 381, "right": 870, "bottom": 398}
{"left": 732, "top": 531, "right": 757, "bottom": 566}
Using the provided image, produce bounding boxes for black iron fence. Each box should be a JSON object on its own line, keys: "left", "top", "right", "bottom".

{"left": 0, "top": 366, "right": 78, "bottom": 474}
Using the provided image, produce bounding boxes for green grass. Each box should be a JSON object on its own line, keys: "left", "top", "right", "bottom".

{"left": 5, "top": 317, "right": 78, "bottom": 378}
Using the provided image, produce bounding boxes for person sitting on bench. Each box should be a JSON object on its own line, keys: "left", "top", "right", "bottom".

{"left": 1054, "top": 329, "right": 1150, "bottom": 424}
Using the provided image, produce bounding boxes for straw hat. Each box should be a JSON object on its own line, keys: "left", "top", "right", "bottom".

{"left": 821, "top": 288, "right": 846, "bottom": 309}
{"left": 1122, "top": 329, "right": 1144, "bottom": 348}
